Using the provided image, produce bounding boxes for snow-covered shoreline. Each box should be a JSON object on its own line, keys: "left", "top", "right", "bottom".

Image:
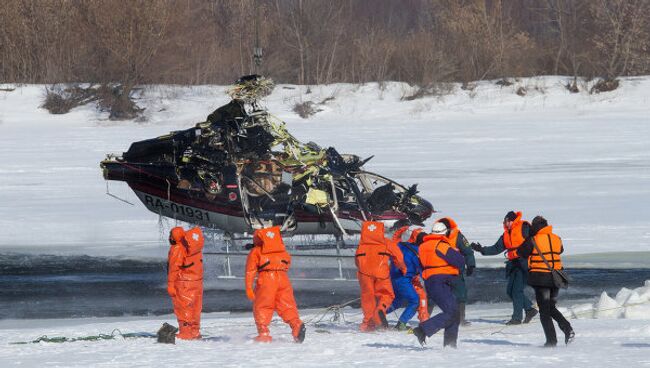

{"left": 2, "top": 281, "right": 649, "bottom": 368}
{"left": 1, "top": 76, "right": 649, "bottom": 257}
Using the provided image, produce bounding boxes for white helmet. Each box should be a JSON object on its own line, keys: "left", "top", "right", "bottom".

{"left": 431, "top": 222, "right": 448, "bottom": 235}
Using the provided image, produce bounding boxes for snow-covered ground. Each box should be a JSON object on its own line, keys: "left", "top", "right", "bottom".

{"left": 1, "top": 76, "right": 649, "bottom": 259}
{"left": 2, "top": 78, "right": 650, "bottom": 366}
{"left": 1, "top": 281, "right": 649, "bottom": 368}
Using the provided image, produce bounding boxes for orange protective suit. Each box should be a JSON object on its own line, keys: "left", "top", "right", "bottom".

{"left": 245, "top": 226, "right": 305, "bottom": 343}
{"left": 167, "top": 226, "right": 204, "bottom": 340}
{"left": 355, "top": 221, "right": 407, "bottom": 332}
{"left": 412, "top": 277, "right": 430, "bottom": 322}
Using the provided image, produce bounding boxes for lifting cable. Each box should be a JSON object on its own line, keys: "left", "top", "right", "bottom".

{"left": 10, "top": 329, "right": 155, "bottom": 345}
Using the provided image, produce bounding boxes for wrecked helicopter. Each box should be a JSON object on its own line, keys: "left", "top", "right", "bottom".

{"left": 100, "top": 76, "right": 434, "bottom": 239}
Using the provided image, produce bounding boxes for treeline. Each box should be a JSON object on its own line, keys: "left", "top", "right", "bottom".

{"left": 2, "top": 0, "right": 650, "bottom": 86}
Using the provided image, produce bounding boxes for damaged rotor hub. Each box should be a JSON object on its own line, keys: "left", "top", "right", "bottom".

{"left": 227, "top": 75, "right": 275, "bottom": 105}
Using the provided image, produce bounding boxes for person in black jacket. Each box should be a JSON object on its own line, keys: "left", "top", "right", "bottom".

{"left": 518, "top": 216, "right": 575, "bottom": 347}
{"left": 471, "top": 211, "right": 538, "bottom": 325}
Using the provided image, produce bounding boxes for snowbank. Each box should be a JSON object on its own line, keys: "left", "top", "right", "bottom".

{"left": 566, "top": 280, "right": 650, "bottom": 319}
{"left": 2, "top": 300, "right": 650, "bottom": 368}
{"left": 1, "top": 76, "right": 649, "bottom": 257}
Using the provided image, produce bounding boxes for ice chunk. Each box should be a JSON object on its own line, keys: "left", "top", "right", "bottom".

{"left": 634, "top": 283, "right": 650, "bottom": 303}
{"left": 570, "top": 303, "right": 595, "bottom": 319}
{"left": 623, "top": 303, "right": 650, "bottom": 319}
{"left": 615, "top": 287, "right": 633, "bottom": 305}
{"left": 594, "top": 292, "right": 622, "bottom": 319}
{"left": 625, "top": 291, "right": 644, "bottom": 307}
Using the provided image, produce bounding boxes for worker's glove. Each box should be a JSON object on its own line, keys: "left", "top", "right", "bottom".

{"left": 167, "top": 284, "right": 176, "bottom": 298}
{"left": 246, "top": 288, "right": 255, "bottom": 302}
{"left": 466, "top": 265, "right": 475, "bottom": 277}
{"left": 470, "top": 242, "right": 483, "bottom": 253}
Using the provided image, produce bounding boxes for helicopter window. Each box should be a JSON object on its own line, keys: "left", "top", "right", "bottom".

{"left": 359, "top": 173, "right": 407, "bottom": 193}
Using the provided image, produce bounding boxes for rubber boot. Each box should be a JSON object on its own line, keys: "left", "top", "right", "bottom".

{"left": 377, "top": 310, "right": 389, "bottom": 329}
{"left": 412, "top": 326, "right": 426, "bottom": 346}
{"left": 254, "top": 324, "right": 272, "bottom": 343}
{"left": 291, "top": 322, "right": 306, "bottom": 343}
{"left": 459, "top": 303, "right": 471, "bottom": 326}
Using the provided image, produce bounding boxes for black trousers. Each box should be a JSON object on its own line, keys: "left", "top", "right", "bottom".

{"left": 533, "top": 286, "right": 572, "bottom": 345}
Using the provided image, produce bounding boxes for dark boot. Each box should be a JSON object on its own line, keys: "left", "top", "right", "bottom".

{"left": 394, "top": 321, "right": 409, "bottom": 331}
{"left": 564, "top": 328, "right": 575, "bottom": 345}
{"left": 156, "top": 322, "right": 178, "bottom": 344}
{"left": 524, "top": 308, "right": 539, "bottom": 324}
{"left": 377, "top": 310, "right": 389, "bottom": 329}
{"left": 412, "top": 326, "right": 426, "bottom": 346}
{"left": 293, "top": 323, "right": 306, "bottom": 343}
{"left": 459, "top": 303, "right": 471, "bottom": 326}
{"left": 505, "top": 319, "right": 522, "bottom": 325}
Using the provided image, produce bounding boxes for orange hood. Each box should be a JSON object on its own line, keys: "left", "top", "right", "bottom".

{"left": 183, "top": 227, "right": 204, "bottom": 255}
{"left": 436, "top": 217, "right": 458, "bottom": 230}
{"left": 360, "top": 221, "right": 385, "bottom": 246}
{"left": 254, "top": 226, "right": 286, "bottom": 254}
{"left": 170, "top": 227, "right": 186, "bottom": 245}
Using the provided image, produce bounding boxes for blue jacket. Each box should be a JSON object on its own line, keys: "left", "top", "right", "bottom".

{"left": 390, "top": 242, "right": 422, "bottom": 279}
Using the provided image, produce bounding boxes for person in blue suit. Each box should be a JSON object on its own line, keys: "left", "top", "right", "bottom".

{"left": 386, "top": 227, "right": 425, "bottom": 330}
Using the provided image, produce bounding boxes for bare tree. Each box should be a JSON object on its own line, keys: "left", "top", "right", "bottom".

{"left": 2, "top": 0, "right": 650, "bottom": 87}
{"left": 589, "top": 0, "right": 650, "bottom": 79}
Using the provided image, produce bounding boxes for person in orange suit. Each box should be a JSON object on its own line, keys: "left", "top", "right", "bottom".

{"left": 167, "top": 226, "right": 205, "bottom": 340}
{"left": 409, "top": 229, "right": 430, "bottom": 322}
{"left": 355, "top": 221, "right": 407, "bottom": 332}
{"left": 245, "top": 226, "right": 306, "bottom": 343}
{"left": 405, "top": 228, "right": 430, "bottom": 322}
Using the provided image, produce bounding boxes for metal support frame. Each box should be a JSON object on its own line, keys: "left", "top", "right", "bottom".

{"left": 335, "top": 234, "right": 345, "bottom": 280}
{"left": 219, "top": 232, "right": 236, "bottom": 279}
{"left": 205, "top": 251, "right": 355, "bottom": 281}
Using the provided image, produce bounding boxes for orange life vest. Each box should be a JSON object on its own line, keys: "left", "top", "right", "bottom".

{"left": 503, "top": 211, "right": 527, "bottom": 260}
{"left": 436, "top": 217, "right": 460, "bottom": 249}
{"left": 528, "top": 226, "right": 563, "bottom": 273}
{"left": 178, "top": 226, "right": 204, "bottom": 281}
{"left": 419, "top": 234, "right": 460, "bottom": 279}
{"left": 356, "top": 221, "right": 392, "bottom": 279}
{"left": 254, "top": 226, "right": 291, "bottom": 272}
